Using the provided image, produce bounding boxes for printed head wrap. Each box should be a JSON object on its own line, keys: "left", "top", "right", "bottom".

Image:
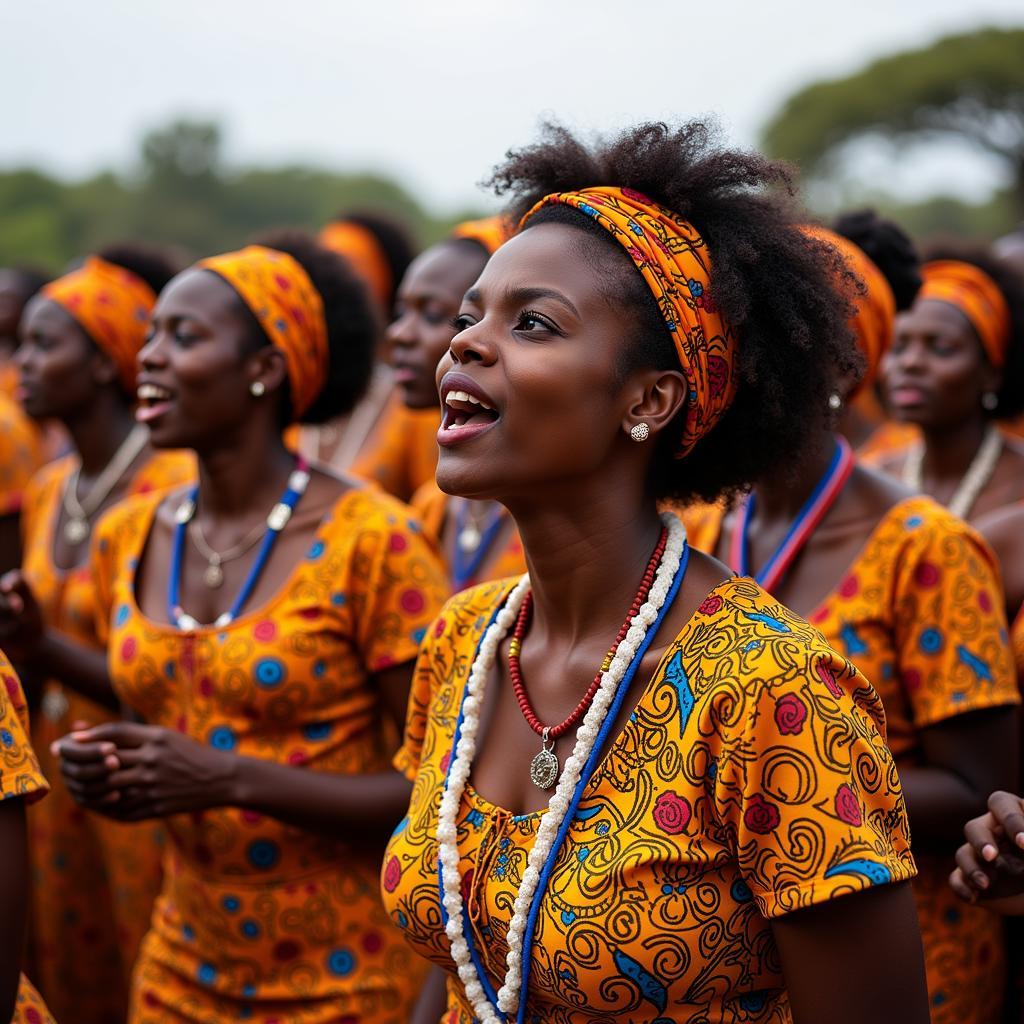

{"left": 918, "top": 260, "right": 1011, "bottom": 369}
{"left": 198, "top": 245, "right": 328, "bottom": 419}
{"left": 803, "top": 225, "right": 895, "bottom": 394}
{"left": 318, "top": 220, "right": 393, "bottom": 311}
{"left": 41, "top": 256, "right": 156, "bottom": 392}
{"left": 451, "top": 216, "right": 513, "bottom": 256}
{"left": 521, "top": 186, "right": 737, "bottom": 457}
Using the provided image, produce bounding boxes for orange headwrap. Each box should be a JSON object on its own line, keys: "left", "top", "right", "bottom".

{"left": 918, "top": 260, "right": 1011, "bottom": 369}
{"left": 198, "top": 245, "right": 328, "bottom": 419}
{"left": 318, "top": 221, "right": 393, "bottom": 311}
{"left": 803, "top": 225, "right": 895, "bottom": 393}
{"left": 41, "top": 256, "right": 156, "bottom": 392}
{"left": 521, "top": 186, "right": 737, "bottom": 457}
{"left": 451, "top": 216, "right": 513, "bottom": 256}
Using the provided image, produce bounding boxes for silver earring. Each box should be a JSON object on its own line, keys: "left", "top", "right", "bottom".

{"left": 630, "top": 423, "right": 650, "bottom": 442}
{"left": 827, "top": 392, "right": 843, "bottom": 411}
{"left": 982, "top": 391, "right": 998, "bottom": 411}
{"left": 250, "top": 381, "right": 266, "bottom": 397}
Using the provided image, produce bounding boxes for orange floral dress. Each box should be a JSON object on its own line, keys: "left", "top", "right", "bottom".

{"left": 411, "top": 482, "right": 526, "bottom": 592}
{"left": 92, "top": 485, "right": 448, "bottom": 1023}
{"left": 687, "top": 495, "right": 1019, "bottom": 1024}
{"left": 351, "top": 399, "right": 439, "bottom": 503}
{"left": 0, "top": 656, "right": 57, "bottom": 1024}
{"left": 0, "top": 393, "right": 45, "bottom": 518}
{"left": 21, "top": 450, "right": 194, "bottom": 1024}
{"left": 382, "top": 574, "right": 916, "bottom": 1022}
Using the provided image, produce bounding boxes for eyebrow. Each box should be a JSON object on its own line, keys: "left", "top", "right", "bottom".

{"left": 463, "top": 285, "right": 581, "bottom": 319}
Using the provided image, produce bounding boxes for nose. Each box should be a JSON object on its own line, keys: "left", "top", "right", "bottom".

{"left": 385, "top": 310, "right": 417, "bottom": 352}
{"left": 138, "top": 329, "right": 169, "bottom": 371}
{"left": 448, "top": 318, "right": 496, "bottom": 366}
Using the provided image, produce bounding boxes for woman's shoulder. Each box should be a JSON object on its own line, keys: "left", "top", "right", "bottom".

{"left": 24, "top": 453, "right": 76, "bottom": 510}
{"left": 93, "top": 486, "right": 169, "bottom": 557}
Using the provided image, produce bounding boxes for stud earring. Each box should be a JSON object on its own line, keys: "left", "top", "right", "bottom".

{"left": 982, "top": 391, "right": 998, "bottom": 411}
{"left": 250, "top": 381, "right": 266, "bottom": 397}
{"left": 630, "top": 423, "right": 650, "bottom": 442}
{"left": 827, "top": 392, "right": 843, "bottom": 411}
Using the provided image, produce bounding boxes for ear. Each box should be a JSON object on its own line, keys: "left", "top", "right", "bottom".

{"left": 246, "top": 346, "right": 289, "bottom": 400}
{"left": 620, "top": 368, "right": 689, "bottom": 441}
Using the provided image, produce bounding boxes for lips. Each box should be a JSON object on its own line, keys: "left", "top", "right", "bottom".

{"left": 887, "top": 383, "right": 930, "bottom": 408}
{"left": 135, "top": 380, "right": 175, "bottom": 424}
{"left": 437, "top": 371, "right": 500, "bottom": 447}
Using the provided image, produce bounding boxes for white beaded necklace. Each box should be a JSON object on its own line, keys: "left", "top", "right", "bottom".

{"left": 902, "top": 424, "right": 1002, "bottom": 520}
{"left": 437, "top": 513, "right": 687, "bottom": 1022}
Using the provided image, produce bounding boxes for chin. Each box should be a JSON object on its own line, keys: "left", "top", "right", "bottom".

{"left": 434, "top": 456, "right": 503, "bottom": 502}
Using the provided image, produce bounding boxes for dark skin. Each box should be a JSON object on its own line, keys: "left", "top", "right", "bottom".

{"left": 387, "top": 241, "right": 517, "bottom": 581}
{"left": 0, "top": 296, "right": 157, "bottom": 708}
{"left": 879, "top": 297, "right": 1024, "bottom": 517}
{"left": 416, "top": 222, "right": 929, "bottom": 1024}
{"left": 950, "top": 790, "right": 1024, "bottom": 914}
{"left": 5, "top": 269, "right": 414, "bottom": 840}
{"left": 0, "top": 798, "right": 30, "bottom": 1021}
{"left": 975, "top": 501, "right": 1024, "bottom": 625}
{"left": 711, "top": 421, "right": 1018, "bottom": 845}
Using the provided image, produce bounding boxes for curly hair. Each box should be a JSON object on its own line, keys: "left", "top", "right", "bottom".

{"left": 487, "top": 120, "right": 859, "bottom": 505}
{"left": 833, "top": 209, "right": 921, "bottom": 311}
{"left": 921, "top": 239, "right": 1024, "bottom": 420}
{"left": 330, "top": 210, "right": 417, "bottom": 311}
{"left": 96, "top": 243, "right": 180, "bottom": 295}
{"left": 247, "top": 229, "right": 377, "bottom": 425}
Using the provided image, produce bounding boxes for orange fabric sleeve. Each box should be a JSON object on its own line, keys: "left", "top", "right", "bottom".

{"left": 0, "top": 657, "right": 48, "bottom": 803}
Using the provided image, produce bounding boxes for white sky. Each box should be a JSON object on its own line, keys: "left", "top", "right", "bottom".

{"left": 2, "top": 0, "right": 1021, "bottom": 214}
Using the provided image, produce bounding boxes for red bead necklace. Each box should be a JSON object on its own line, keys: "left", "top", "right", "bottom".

{"left": 508, "top": 527, "right": 668, "bottom": 789}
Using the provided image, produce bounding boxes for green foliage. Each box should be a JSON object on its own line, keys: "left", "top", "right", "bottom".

{"left": 0, "top": 119, "right": 472, "bottom": 271}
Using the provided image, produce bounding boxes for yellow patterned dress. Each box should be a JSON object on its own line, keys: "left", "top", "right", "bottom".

{"left": 0, "top": 657, "right": 57, "bottom": 1024}
{"left": 382, "top": 574, "right": 916, "bottom": 1022}
{"left": 21, "top": 450, "right": 195, "bottom": 1024}
{"left": 91, "top": 485, "right": 447, "bottom": 1023}
{"left": 0, "top": 392, "right": 45, "bottom": 518}
{"left": 687, "top": 495, "right": 1019, "bottom": 1024}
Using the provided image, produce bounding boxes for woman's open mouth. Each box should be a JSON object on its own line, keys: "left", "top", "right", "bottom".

{"left": 135, "top": 382, "right": 175, "bottom": 424}
{"left": 437, "top": 377, "right": 500, "bottom": 446}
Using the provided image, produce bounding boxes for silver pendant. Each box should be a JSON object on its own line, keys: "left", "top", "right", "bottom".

{"left": 63, "top": 517, "right": 90, "bottom": 545}
{"left": 41, "top": 687, "right": 70, "bottom": 723}
{"left": 458, "top": 524, "right": 482, "bottom": 553}
{"left": 530, "top": 728, "right": 559, "bottom": 790}
{"left": 203, "top": 561, "right": 224, "bottom": 589}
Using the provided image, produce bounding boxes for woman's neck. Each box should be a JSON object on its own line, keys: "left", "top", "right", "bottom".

{"left": 65, "top": 396, "right": 138, "bottom": 477}
{"left": 506, "top": 479, "right": 663, "bottom": 647}
{"left": 196, "top": 433, "right": 296, "bottom": 519}
{"left": 752, "top": 428, "right": 837, "bottom": 523}
{"left": 919, "top": 417, "right": 989, "bottom": 486}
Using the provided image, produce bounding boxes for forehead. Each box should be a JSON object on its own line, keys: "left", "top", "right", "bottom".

{"left": 897, "top": 297, "right": 975, "bottom": 339}
{"left": 20, "top": 295, "right": 83, "bottom": 337}
{"left": 401, "top": 243, "right": 486, "bottom": 300}
{"left": 154, "top": 267, "right": 246, "bottom": 324}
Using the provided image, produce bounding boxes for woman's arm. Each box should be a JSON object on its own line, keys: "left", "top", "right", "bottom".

{"left": 772, "top": 882, "right": 929, "bottom": 1024}
{"left": 409, "top": 967, "right": 449, "bottom": 1024}
{"left": 0, "top": 799, "right": 30, "bottom": 1022}
{"left": 897, "top": 706, "right": 1019, "bottom": 844}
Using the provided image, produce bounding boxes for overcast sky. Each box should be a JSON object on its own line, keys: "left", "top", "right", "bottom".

{"left": 2, "top": 0, "right": 1021, "bottom": 214}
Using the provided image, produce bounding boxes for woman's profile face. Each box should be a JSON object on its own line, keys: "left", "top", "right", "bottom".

{"left": 434, "top": 222, "right": 647, "bottom": 502}
{"left": 883, "top": 298, "right": 998, "bottom": 429}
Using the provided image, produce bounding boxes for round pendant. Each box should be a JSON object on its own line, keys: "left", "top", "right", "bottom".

{"left": 458, "top": 525, "right": 482, "bottom": 553}
{"left": 63, "top": 517, "right": 90, "bottom": 545}
{"left": 41, "top": 687, "right": 70, "bottom": 723}
{"left": 530, "top": 747, "right": 560, "bottom": 790}
{"left": 203, "top": 562, "right": 224, "bottom": 589}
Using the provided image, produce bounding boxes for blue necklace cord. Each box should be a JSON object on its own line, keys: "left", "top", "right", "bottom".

{"left": 437, "top": 535, "right": 690, "bottom": 1021}
{"left": 451, "top": 500, "right": 506, "bottom": 592}
{"left": 168, "top": 458, "right": 309, "bottom": 629}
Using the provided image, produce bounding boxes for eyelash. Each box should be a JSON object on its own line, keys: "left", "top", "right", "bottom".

{"left": 449, "top": 310, "right": 563, "bottom": 335}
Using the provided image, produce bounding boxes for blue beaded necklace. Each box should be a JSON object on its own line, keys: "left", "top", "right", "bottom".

{"left": 168, "top": 457, "right": 311, "bottom": 630}
{"left": 437, "top": 538, "right": 690, "bottom": 1021}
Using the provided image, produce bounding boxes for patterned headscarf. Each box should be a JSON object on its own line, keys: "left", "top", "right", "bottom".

{"left": 451, "top": 216, "right": 513, "bottom": 256}
{"left": 918, "top": 260, "right": 1011, "bottom": 369}
{"left": 803, "top": 226, "right": 895, "bottom": 394}
{"left": 198, "top": 245, "right": 328, "bottom": 419}
{"left": 41, "top": 256, "right": 156, "bottom": 392}
{"left": 521, "top": 186, "right": 737, "bottom": 457}
{"left": 318, "top": 220, "right": 393, "bottom": 311}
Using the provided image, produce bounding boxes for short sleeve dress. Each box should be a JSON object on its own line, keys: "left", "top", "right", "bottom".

{"left": 92, "top": 485, "right": 448, "bottom": 1023}
{"left": 686, "top": 495, "right": 1020, "bottom": 1024}
{"left": 0, "top": 392, "right": 45, "bottom": 518}
{"left": 20, "top": 450, "right": 195, "bottom": 1024}
{"left": 382, "top": 573, "right": 916, "bottom": 1022}
{"left": 0, "top": 656, "right": 57, "bottom": 1024}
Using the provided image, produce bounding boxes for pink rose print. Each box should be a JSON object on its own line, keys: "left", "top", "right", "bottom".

{"left": 815, "top": 659, "right": 843, "bottom": 699}
{"left": 835, "top": 784, "right": 862, "bottom": 826}
{"left": 914, "top": 561, "right": 940, "bottom": 588}
{"left": 707, "top": 354, "right": 729, "bottom": 398}
{"left": 653, "top": 791, "right": 692, "bottom": 834}
{"left": 774, "top": 693, "right": 807, "bottom": 736}
{"left": 382, "top": 855, "right": 402, "bottom": 893}
{"left": 699, "top": 595, "right": 723, "bottom": 616}
{"left": 743, "top": 794, "right": 781, "bottom": 835}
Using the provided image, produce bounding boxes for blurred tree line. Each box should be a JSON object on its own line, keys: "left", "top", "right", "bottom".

{"left": 0, "top": 120, "right": 478, "bottom": 272}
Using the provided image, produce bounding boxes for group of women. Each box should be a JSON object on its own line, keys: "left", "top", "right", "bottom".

{"left": 1, "top": 118, "right": 1024, "bottom": 1024}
